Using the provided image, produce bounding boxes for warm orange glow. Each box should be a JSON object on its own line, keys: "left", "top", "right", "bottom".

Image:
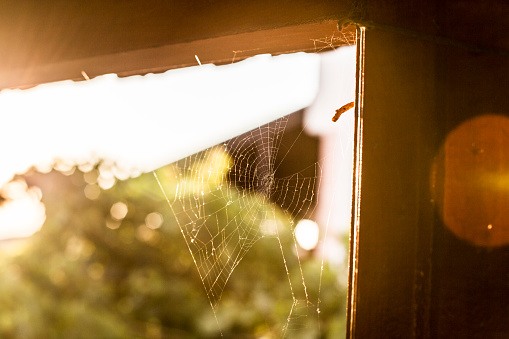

{"left": 432, "top": 114, "right": 509, "bottom": 247}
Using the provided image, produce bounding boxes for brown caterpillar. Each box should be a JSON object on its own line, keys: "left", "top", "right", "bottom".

{"left": 332, "top": 101, "right": 354, "bottom": 122}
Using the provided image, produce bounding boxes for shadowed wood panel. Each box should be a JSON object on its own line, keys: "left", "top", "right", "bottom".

{"left": 0, "top": 21, "right": 355, "bottom": 90}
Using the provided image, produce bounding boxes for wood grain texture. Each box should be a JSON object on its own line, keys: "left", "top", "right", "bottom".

{"left": 0, "top": 20, "right": 355, "bottom": 89}
{"left": 350, "top": 0, "right": 509, "bottom": 338}
{"left": 0, "top": 0, "right": 353, "bottom": 89}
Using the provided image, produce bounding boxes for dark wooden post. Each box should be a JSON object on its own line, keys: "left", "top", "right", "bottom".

{"left": 349, "top": 1, "right": 509, "bottom": 338}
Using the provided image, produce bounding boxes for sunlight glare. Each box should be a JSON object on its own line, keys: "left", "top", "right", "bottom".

{"left": 0, "top": 53, "right": 319, "bottom": 188}
{"left": 295, "top": 219, "right": 320, "bottom": 251}
{"left": 0, "top": 180, "right": 45, "bottom": 239}
{"left": 0, "top": 52, "right": 320, "bottom": 240}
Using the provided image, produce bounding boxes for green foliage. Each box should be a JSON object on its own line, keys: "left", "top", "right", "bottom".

{"left": 0, "top": 157, "right": 347, "bottom": 338}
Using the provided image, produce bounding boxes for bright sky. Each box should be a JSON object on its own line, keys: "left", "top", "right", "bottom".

{"left": 0, "top": 47, "right": 357, "bottom": 247}
{"left": 0, "top": 52, "right": 321, "bottom": 239}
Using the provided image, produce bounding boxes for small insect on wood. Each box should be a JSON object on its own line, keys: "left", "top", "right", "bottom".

{"left": 332, "top": 101, "right": 355, "bottom": 122}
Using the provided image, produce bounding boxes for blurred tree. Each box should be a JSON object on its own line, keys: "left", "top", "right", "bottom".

{"left": 0, "top": 153, "right": 346, "bottom": 338}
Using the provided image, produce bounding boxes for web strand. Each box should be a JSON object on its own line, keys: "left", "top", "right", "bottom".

{"left": 154, "top": 114, "right": 322, "bottom": 337}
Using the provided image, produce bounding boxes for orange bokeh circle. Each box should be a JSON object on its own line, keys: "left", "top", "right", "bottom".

{"left": 431, "top": 114, "right": 509, "bottom": 247}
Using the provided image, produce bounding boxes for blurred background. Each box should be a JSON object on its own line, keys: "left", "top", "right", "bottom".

{"left": 0, "top": 46, "right": 355, "bottom": 338}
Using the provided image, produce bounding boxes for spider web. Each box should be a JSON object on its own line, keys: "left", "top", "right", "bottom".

{"left": 153, "top": 113, "right": 321, "bottom": 337}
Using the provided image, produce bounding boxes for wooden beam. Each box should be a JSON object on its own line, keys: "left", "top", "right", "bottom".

{"left": 1, "top": 21, "right": 355, "bottom": 90}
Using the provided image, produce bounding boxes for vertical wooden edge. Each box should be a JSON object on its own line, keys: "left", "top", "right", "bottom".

{"left": 346, "top": 25, "right": 366, "bottom": 339}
